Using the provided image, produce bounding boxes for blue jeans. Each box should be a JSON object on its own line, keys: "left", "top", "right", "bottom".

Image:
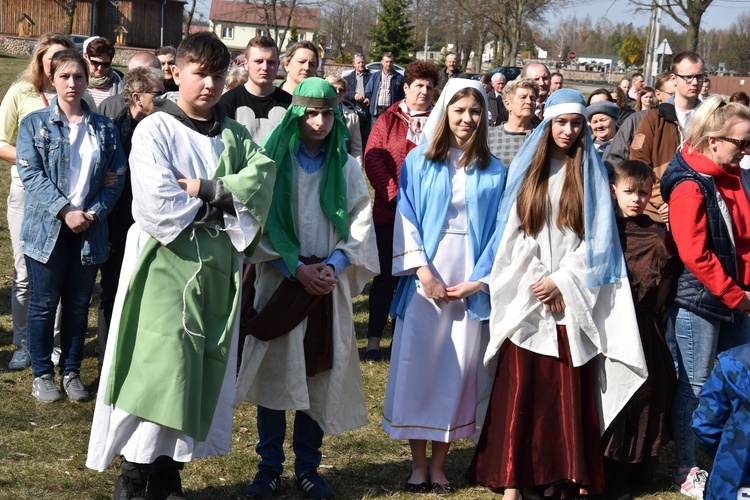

{"left": 669, "top": 306, "right": 750, "bottom": 467}
{"left": 256, "top": 406, "right": 324, "bottom": 476}
{"left": 25, "top": 228, "right": 99, "bottom": 378}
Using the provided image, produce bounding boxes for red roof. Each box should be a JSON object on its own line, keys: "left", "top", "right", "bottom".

{"left": 210, "top": 0, "right": 320, "bottom": 31}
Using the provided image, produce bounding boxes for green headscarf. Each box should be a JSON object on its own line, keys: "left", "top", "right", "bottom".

{"left": 262, "top": 77, "right": 350, "bottom": 275}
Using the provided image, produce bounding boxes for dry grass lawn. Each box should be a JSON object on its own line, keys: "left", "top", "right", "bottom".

{"left": 0, "top": 52, "right": 707, "bottom": 499}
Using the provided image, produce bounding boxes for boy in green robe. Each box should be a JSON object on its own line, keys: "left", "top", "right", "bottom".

{"left": 86, "top": 32, "right": 276, "bottom": 500}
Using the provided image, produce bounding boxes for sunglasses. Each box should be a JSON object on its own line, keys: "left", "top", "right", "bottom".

{"left": 718, "top": 137, "right": 750, "bottom": 151}
{"left": 89, "top": 59, "right": 111, "bottom": 69}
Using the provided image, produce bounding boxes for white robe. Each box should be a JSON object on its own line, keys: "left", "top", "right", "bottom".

{"left": 87, "top": 112, "right": 262, "bottom": 471}
{"left": 383, "top": 150, "right": 483, "bottom": 442}
{"left": 234, "top": 155, "right": 379, "bottom": 435}
{"left": 485, "top": 159, "right": 648, "bottom": 431}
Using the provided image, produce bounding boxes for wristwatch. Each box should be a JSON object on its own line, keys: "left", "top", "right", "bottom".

{"left": 86, "top": 209, "right": 99, "bottom": 222}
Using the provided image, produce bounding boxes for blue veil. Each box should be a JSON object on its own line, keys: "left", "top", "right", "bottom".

{"left": 496, "top": 88, "right": 625, "bottom": 287}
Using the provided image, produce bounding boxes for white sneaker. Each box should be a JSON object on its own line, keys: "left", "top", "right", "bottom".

{"left": 32, "top": 374, "right": 62, "bottom": 402}
{"left": 673, "top": 467, "right": 708, "bottom": 499}
{"left": 51, "top": 347, "right": 62, "bottom": 366}
{"left": 61, "top": 373, "right": 89, "bottom": 402}
{"left": 9, "top": 346, "right": 30, "bottom": 370}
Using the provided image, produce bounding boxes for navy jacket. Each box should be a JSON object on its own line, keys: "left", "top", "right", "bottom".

{"left": 364, "top": 70, "right": 405, "bottom": 116}
{"left": 662, "top": 150, "right": 750, "bottom": 321}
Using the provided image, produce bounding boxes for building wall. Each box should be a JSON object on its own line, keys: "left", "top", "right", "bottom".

{"left": 0, "top": 0, "right": 95, "bottom": 37}
{"left": 210, "top": 21, "right": 314, "bottom": 52}
{"left": 0, "top": 0, "right": 182, "bottom": 48}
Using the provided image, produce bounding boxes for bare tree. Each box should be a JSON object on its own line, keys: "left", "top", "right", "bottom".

{"left": 457, "top": 0, "right": 556, "bottom": 66}
{"left": 53, "top": 0, "right": 77, "bottom": 34}
{"left": 243, "top": 0, "right": 321, "bottom": 50}
{"left": 629, "top": 0, "right": 714, "bottom": 52}
{"left": 322, "top": 0, "right": 378, "bottom": 60}
{"left": 185, "top": 0, "right": 198, "bottom": 36}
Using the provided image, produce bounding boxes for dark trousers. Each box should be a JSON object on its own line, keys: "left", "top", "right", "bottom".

{"left": 367, "top": 225, "right": 399, "bottom": 339}
{"left": 359, "top": 110, "right": 372, "bottom": 148}
{"left": 26, "top": 228, "right": 99, "bottom": 377}
{"left": 97, "top": 197, "right": 133, "bottom": 373}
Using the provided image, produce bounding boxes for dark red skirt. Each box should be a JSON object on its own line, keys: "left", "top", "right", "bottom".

{"left": 466, "top": 326, "right": 605, "bottom": 495}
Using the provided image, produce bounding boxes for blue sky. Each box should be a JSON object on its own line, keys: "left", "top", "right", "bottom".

{"left": 546, "top": 0, "right": 749, "bottom": 31}
{"left": 196, "top": 0, "right": 748, "bottom": 34}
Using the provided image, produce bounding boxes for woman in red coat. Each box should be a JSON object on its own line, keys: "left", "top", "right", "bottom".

{"left": 362, "top": 61, "right": 439, "bottom": 361}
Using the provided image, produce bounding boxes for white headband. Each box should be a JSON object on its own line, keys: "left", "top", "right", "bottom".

{"left": 543, "top": 102, "right": 586, "bottom": 120}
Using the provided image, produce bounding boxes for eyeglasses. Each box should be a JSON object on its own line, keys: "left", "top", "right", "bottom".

{"left": 145, "top": 90, "right": 163, "bottom": 96}
{"left": 89, "top": 59, "right": 111, "bottom": 69}
{"left": 673, "top": 73, "right": 706, "bottom": 84}
{"left": 718, "top": 137, "right": 750, "bottom": 151}
{"left": 334, "top": 87, "right": 346, "bottom": 94}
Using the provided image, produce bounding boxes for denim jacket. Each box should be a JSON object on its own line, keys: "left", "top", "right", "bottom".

{"left": 16, "top": 97, "right": 126, "bottom": 265}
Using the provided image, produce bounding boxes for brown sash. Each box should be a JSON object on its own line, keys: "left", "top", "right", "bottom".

{"left": 240, "top": 257, "right": 333, "bottom": 376}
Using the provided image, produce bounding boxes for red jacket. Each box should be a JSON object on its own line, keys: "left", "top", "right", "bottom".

{"left": 669, "top": 146, "right": 750, "bottom": 308}
{"left": 364, "top": 102, "right": 421, "bottom": 225}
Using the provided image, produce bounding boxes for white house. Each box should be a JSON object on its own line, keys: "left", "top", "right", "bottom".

{"left": 209, "top": 0, "right": 320, "bottom": 52}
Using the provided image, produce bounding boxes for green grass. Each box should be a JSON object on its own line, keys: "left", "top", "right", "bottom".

{"left": 0, "top": 53, "right": 704, "bottom": 499}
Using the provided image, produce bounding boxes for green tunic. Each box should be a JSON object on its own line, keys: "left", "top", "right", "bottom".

{"left": 104, "top": 119, "right": 275, "bottom": 440}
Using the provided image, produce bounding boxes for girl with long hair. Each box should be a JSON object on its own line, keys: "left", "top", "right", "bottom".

{"left": 383, "top": 79, "right": 506, "bottom": 492}
{"left": 0, "top": 33, "right": 93, "bottom": 370}
{"left": 635, "top": 86, "right": 656, "bottom": 111}
{"left": 467, "top": 89, "right": 647, "bottom": 498}
{"left": 16, "top": 49, "right": 125, "bottom": 402}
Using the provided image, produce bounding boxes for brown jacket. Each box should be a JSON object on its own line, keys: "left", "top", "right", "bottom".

{"left": 630, "top": 103, "right": 683, "bottom": 223}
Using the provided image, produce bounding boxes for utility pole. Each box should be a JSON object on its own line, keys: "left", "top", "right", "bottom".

{"left": 644, "top": 0, "right": 664, "bottom": 85}
{"left": 424, "top": 26, "right": 429, "bottom": 62}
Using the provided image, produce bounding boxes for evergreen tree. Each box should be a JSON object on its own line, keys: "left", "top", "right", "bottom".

{"left": 370, "top": 0, "right": 415, "bottom": 64}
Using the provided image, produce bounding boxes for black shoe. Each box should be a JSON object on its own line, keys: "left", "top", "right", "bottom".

{"left": 114, "top": 459, "right": 150, "bottom": 500}
{"left": 363, "top": 349, "right": 380, "bottom": 363}
{"left": 246, "top": 470, "right": 281, "bottom": 499}
{"left": 296, "top": 470, "right": 335, "bottom": 500}
{"left": 147, "top": 457, "right": 185, "bottom": 500}
{"left": 432, "top": 482, "right": 455, "bottom": 496}
{"left": 404, "top": 480, "right": 431, "bottom": 493}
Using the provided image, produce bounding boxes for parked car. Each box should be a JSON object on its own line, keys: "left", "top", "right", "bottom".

{"left": 66, "top": 35, "right": 88, "bottom": 53}
{"left": 340, "top": 61, "right": 406, "bottom": 78}
{"left": 30, "top": 34, "right": 88, "bottom": 55}
{"left": 478, "top": 66, "right": 523, "bottom": 82}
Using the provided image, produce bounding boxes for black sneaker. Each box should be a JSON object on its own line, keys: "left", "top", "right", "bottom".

{"left": 246, "top": 470, "right": 281, "bottom": 499}
{"left": 114, "top": 464, "right": 150, "bottom": 500}
{"left": 147, "top": 457, "right": 185, "bottom": 500}
{"left": 296, "top": 471, "right": 335, "bottom": 500}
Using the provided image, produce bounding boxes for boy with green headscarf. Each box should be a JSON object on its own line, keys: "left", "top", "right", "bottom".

{"left": 235, "top": 78, "right": 379, "bottom": 499}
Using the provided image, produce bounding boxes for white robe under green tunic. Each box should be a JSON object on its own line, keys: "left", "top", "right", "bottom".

{"left": 486, "top": 158, "right": 648, "bottom": 432}
{"left": 87, "top": 107, "right": 273, "bottom": 471}
{"left": 234, "top": 154, "right": 379, "bottom": 435}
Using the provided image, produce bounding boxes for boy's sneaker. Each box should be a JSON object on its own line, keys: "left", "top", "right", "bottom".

{"left": 246, "top": 470, "right": 281, "bottom": 499}
{"left": 673, "top": 467, "right": 708, "bottom": 499}
{"left": 61, "top": 373, "right": 89, "bottom": 402}
{"left": 31, "top": 374, "right": 62, "bottom": 402}
{"left": 9, "top": 346, "right": 30, "bottom": 370}
{"left": 296, "top": 470, "right": 335, "bottom": 500}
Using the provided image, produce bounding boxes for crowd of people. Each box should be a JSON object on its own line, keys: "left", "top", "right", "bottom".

{"left": 2, "top": 31, "right": 750, "bottom": 500}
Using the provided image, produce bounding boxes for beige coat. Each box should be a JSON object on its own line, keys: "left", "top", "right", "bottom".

{"left": 235, "top": 155, "right": 379, "bottom": 434}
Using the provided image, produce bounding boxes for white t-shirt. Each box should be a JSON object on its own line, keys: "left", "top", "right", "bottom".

{"left": 66, "top": 116, "right": 99, "bottom": 210}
